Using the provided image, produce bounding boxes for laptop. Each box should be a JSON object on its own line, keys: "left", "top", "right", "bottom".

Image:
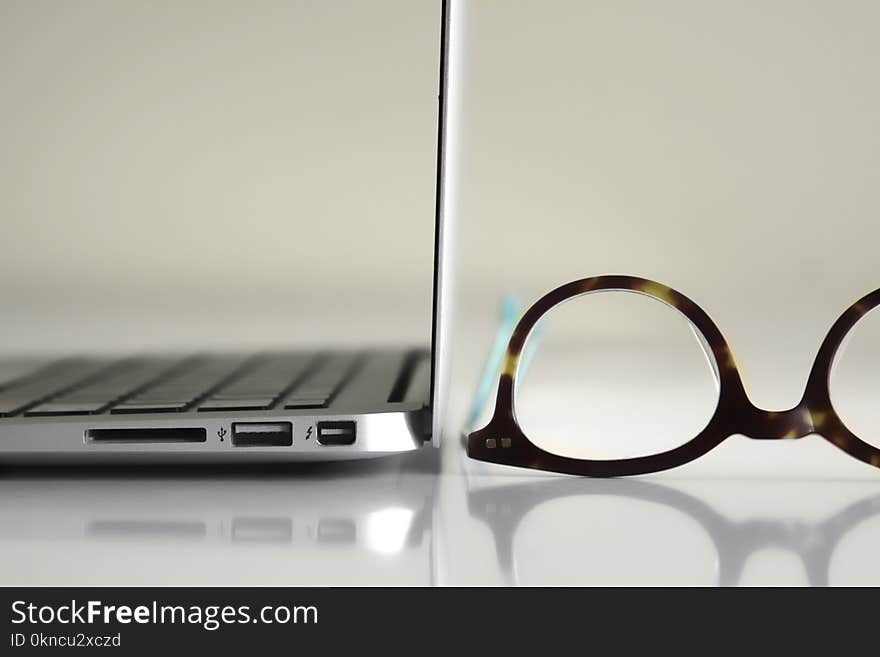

{"left": 0, "top": 1, "right": 453, "bottom": 464}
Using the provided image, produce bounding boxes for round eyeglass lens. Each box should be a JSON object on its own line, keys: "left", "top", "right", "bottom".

{"left": 830, "top": 305, "right": 880, "bottom": 449}
{"left": 513, "top": 289, "right": 720, "bottom": 461}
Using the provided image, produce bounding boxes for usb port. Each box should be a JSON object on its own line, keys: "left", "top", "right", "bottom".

{"left": 317, "top": 421, "right": 356, "bottom": 446}
{"left": 231, "top": 422, "right": 292, "bottom": 447}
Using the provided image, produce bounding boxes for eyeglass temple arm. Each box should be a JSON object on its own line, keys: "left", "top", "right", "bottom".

{"left": 465, "top": 295, "right": 543, "bottom": 431}
{"left": 690, "top": 324, "right": 721, "bottom": 393}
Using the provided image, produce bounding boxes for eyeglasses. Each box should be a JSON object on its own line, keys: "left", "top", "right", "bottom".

{"left": 467, "top": 275, "right": 880, "bottom": 476}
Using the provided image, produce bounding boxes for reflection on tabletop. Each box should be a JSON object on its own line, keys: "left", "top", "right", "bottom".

{"left": 464, "top": 470, "right": 880, "bottom": 586}
{"left": 0, "top": 449, "right": 439, "bottom": 586}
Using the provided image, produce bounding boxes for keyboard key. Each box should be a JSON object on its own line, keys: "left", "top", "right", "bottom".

{"left": 210, "top": 393, "right": 278, "bottom": 400}
{"left": 111, "top": 401, "right": 190, "bottom": 414}
{"left": 198, "top": 398, "right": 275, "bottom": 411}
{"left": 0, "top": 358, "right": 56, "bottom": 391}
{"left": 26, "top": 401, "right": 108, "bottom": 416}
{"left": 0, "top": 396, "right": 42, "bottom": 416}
{"left": 284, "top": 398, "right": 327, "bottom": 409}
{"left": 279, "top": 354, "right": 356, "bottom": 409}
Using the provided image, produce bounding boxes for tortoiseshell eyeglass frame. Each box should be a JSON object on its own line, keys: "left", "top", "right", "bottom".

{"left": 467, "top": 275, "right": 880, "bottom": 477}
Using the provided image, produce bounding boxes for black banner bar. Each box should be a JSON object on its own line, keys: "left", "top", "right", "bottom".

{"left": 0, "top": 587, "right": 863, "bottom": 653}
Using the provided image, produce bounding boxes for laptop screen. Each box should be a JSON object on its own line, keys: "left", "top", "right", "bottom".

{"left": 0, "top": 1, "right": 442, "bottom": 357}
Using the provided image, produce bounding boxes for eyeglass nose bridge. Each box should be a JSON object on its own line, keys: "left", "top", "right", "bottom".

{"left": 737, "top": 404, "right": 817, "bottom": 440}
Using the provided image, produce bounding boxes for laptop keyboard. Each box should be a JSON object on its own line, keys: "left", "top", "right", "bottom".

{"left": 0, "top": 353, "right": 359, "bottom": 418}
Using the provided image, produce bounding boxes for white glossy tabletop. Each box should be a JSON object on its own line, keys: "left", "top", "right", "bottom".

{"left": 3, "top": 433, "right": 880, "bottom": 587}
